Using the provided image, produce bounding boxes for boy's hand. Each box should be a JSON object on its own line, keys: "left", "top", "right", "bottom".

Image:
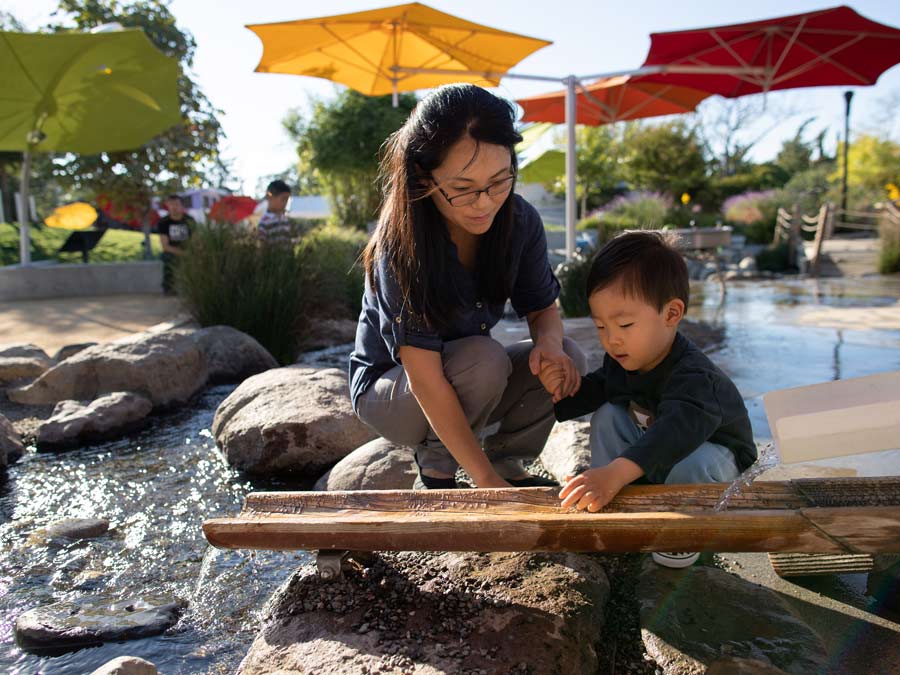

{"left": 537, "top": 360, "right": 565, "bottom": 399}
{"left": 559, "top": 459, "right": 644, "bottom": 511}
{"left": 529, "top": 342, "right": 581, "bottom": 402}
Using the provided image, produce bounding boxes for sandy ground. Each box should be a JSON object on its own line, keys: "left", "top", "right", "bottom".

{"left": 0, "top": 295, "right": 189, "bottom": 356}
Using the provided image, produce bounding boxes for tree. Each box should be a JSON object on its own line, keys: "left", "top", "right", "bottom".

{"left": 284, "top": 90, "right": 417, "bottom": 229}
{"left": 46, "top": 0, "right": 226, "bottom": 254}
{"left": 776, "top": 118, "right": 817, "bottom": 176}
{"left": 830, "top": 133, "right": 900, "bottom": 206}
{"left": 621, "top": 120, "right": 708, "bottom": 199}
{"left": 696, "top": 97, "right": 798, "bottom": 177}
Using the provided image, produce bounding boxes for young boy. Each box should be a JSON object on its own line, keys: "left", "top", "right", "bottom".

{"left": 157, "top": 194, "right": 195, "bottom": 295}
{"left": 256, "top": 179, "right": 293, "bottom": 245}
{"left": 539, "top": 231, "right": 757, "bottom": 568}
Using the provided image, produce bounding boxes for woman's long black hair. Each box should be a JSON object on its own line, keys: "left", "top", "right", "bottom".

{"left": 362, "top": 84, "right": 522, "bottom": 333}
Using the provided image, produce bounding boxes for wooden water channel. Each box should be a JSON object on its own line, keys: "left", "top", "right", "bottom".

{"left": 203, "top": 477, "right": 900, "bottom": 557}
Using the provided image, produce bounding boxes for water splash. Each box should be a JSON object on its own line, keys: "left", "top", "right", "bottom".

{"left": 192, "top": 545, "right": 221, "bottom": 603}
{"left": 714, "top": 442, "right": 781, "bottom": 512}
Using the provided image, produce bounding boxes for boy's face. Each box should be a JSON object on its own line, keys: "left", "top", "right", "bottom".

{"left": 165, "top": 198, "right": 184, "bottom": 219}
{"left": 588, "top": 280, "right": 683, "bottom": 373}
{"left": 267, "top": 191, "right": 290, "bottom": 214}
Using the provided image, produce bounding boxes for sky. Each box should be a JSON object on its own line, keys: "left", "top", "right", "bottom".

{"left": 5, "top": 0, "right": 900, "bottom": 196}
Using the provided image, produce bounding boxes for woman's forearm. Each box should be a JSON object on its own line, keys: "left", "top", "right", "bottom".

{"left": 407, "top": 373, "right": 503, "bottom": 486}
{"left": 527, "top": 304, "right": 564, "bottom": 348}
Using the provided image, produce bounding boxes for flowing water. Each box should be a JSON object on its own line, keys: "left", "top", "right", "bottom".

{"left": 1, "top": 278, "right": 899, "bottom": 673}
{"left": 0, "top": 385, "right": 312, "bottom": 675}
{"left": 714, "top": 441, "right": 781, "bottom": 511}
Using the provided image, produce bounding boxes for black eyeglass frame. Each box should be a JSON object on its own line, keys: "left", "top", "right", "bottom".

{"left": 431, "top": 172, "right": 516, "bottom": 207}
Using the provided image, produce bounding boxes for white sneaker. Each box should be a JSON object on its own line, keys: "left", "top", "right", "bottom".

{"left": 652, "top": 552, "right": 700, "bottom": 568}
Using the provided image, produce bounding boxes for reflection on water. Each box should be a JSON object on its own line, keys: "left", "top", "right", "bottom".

{"left": 1, "top": 278, "right": 898, "bottom": 673}
{"left": 0, "top": 385, "right": 311, "bottom": 675}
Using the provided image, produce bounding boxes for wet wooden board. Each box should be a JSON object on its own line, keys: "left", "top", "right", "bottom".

{"left": 202, "top": 477, "right": 900, "bottom": 555}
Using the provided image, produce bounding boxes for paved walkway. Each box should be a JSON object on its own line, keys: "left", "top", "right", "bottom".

{"left": 0, "top": 295, "right": 188, "bottom": 356}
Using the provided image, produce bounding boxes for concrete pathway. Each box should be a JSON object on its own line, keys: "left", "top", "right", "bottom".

{"left": 0, "top": 295, "right": 188, "bottom": 356}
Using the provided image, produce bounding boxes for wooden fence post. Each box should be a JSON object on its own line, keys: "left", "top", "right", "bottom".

{"left": 790, "top": 204, "right": 802, "bottom": 270}
{"left": 809, "top": 203, "right": 829, "bottom": 277}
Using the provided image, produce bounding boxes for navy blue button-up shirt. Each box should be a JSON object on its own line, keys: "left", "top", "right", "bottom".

{"left": 349, "top": 195, "right": 560, "bottom": 411}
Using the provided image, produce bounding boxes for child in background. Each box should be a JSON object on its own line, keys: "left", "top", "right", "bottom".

{"left": 256, "top": 179, "right": 293, "bottom": 245}
{"left": 539, "top": 231, "right": 757, "bottom": 567}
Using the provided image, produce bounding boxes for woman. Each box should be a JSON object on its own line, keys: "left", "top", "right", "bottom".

{"left": 349, "top": 84, "right": 586, "bottom": 489}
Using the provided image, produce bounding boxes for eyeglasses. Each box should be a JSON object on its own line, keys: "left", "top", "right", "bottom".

{"left": 433, "top": 173, "right": 516, "bottom": 207}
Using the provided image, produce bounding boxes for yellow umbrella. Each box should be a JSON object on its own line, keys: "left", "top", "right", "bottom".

{"left": 44, "top": 202, "right": 98, "bottom": 230}
{"left": 246, "top": 2, "right": 551, "bottom": 99}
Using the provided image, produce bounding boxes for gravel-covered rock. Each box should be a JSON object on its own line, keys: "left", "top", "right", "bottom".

{"left": 238, "top": 550, "right": 610, "bottom": 675}
{"left": 36, "top": 392, "right": 153, "bottom": 450}
{"left": 212, "top": 366, "right": 375, "bottom": 477}
{"left": 314, "top": 438, "right": 416, "bottom": 491}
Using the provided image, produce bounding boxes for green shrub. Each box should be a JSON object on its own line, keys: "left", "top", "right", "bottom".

{"left": 555, "top": 249, "right": 594, "bottom": 318}
{"left": 175, "top": 222, "right": 369, "bottom": 365}
{"left": 300, "top": 223, "right": 368, "bottom": 319}
{"left": 175, "top": 224, "right": 312, "bottom": 365}
{"left": 722, "top": 190, "right": 781, "bottom": 244}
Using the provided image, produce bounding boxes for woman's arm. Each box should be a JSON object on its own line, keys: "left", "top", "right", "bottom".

{"left": 399, "top": 345, "right": 511, "bottom": 488}
{"left": 526, "top": 303, "right": 580, "bottom": 401}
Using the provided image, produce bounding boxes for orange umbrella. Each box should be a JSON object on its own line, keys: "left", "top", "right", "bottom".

{"left": 517, "top": 75, "right": 711, "bottom": 126}
{"left": 246, "top": 3, "right": 551, "bottom": 101}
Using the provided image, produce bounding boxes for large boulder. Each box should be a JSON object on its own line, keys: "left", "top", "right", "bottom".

{"left": 192, "top": 325, "right": 278, "bottom": 384}
{"left": 9, "top": 330, "right": 207, "bottom": 409}
{"left": 539, "top": 420, "right": 592, "bottom": 484}
{"left": 213, "top": 366, "right": 375, "bottom": 477}
{"left": 14, "top": 593, "right": 186, "bottom": 654}
{"left": 36, "top": 392, "right": 153, "bottom": 450}
{"left": 314, "top": 438, "right": 416, "bottom": 491}
{"left": 637, "top": 559, "right": 827, "bottom": 674}
{"left": 238, "top": 550, "right": 609, "bottom": 675}
{"left": 1, "top": 412, "right": 25, "bottom": 465}
{"left": 0, "top": 343, "right": 53, "bottom": 384}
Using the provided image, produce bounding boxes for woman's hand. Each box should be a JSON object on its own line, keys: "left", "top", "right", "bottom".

{"left": 529, "top": 341, "right": 580, "bottom": 402}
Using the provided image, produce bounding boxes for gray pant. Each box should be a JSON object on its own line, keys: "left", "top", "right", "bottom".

{"left": 356, "top": 336, "right": 588, "bottom": 478}
{"left": 590, "top": 402, "right": 741, "bottom": 483}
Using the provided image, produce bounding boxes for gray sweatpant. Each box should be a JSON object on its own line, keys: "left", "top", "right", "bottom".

{"left": 356, "top": 336, "right": 588, "bottom": 478}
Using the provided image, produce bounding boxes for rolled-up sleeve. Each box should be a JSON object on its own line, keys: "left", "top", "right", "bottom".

{"left": 509, "top": 201, "right": 560, "bottom": 317}
{"left": 373, "top": 254, "right": 443, "bottom": 358}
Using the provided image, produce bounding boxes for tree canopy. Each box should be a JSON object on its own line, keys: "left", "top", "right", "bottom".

{"left": 284, "top": 90, "right": 417, "bottom": 229}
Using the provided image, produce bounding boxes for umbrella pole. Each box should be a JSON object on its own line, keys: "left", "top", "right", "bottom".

{"left": 564, "top": 76, "right": 577, "bottom": 261}
{"left": 18, "top": 149, "right": 32, "bottom": 266}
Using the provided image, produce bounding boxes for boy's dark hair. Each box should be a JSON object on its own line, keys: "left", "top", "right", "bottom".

{"left": 266, "top": 179, "right": 291, "bottom": 196}
{"left": 585, "top": 230, "right": 689, "bottom": 311}
{"left": 165, "top": 193, "right": 181, "bottom": 202}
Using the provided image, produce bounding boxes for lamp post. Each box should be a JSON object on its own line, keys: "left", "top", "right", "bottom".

{"left": 840, "top": 90, "right": 854, "bottom": 214}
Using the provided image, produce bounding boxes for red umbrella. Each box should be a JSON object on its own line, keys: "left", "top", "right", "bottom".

{"left": 517, "top": 75, "right": 710, "bottom": 126}
{"left": 209, "top": 196, "right": 259, "bottom": 224}
{"left": 636, "top": 5, "right": 900, "bottom": 97}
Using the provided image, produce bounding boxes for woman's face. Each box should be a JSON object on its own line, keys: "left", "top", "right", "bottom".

{"left": 429, "top": 136, "right": 514, "bottom": 239}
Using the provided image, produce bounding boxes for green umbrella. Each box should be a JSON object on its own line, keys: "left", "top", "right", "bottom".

{"left": 0, "top": 27, "right": 181, "bottom": 265}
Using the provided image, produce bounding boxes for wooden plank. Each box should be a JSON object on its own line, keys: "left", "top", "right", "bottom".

{"left": 202, "top": 479, "right": 900, "bottom": 555}
{"left": 769, "top": 552, "right": 874, "bottom": 577}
